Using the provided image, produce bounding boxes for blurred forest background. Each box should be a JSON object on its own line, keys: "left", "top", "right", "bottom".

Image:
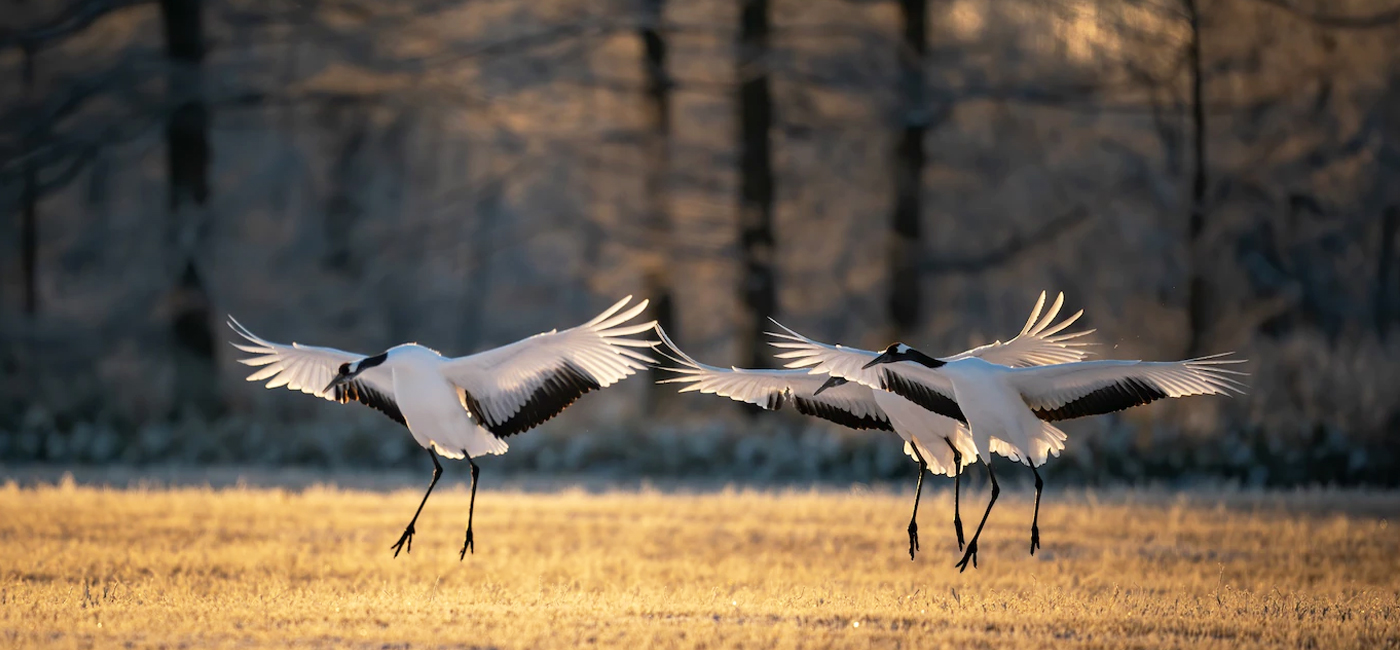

{"left": 1, "top": 0, "right": 1398, "bottom": 485}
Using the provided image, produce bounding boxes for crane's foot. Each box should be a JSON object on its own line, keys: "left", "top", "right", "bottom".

{"left": 907, "top": 521, "right": 920, "bottom": 561}
{"left": 1030, "top": 525, "right": 1040, "bottom": 556}
{"left": 953, "top": 516, "right": 965, "bottom": 552}
{"left": 458, "top": 527, "right": 475, "bottom": 560}
{"left": 954, "top": 540, "right": 979, "bottom": 573}
{"left": 391, "top": 523, "right": 416, "bottom": 558}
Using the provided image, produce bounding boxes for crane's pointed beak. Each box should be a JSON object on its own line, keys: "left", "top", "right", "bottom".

{"left": 862, "top": 352, "right": 893, "bottom": 369}
{"left": 324, "top": 374, "right": 350, "bottom": 394}
{"left": 812, "top": 375, "right": 844, "bottom": 396}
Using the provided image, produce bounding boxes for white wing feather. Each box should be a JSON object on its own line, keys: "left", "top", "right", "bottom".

{"left": 227, "top": 316, "right": 393, "bottom": 400}
{"left": 439, "top": 296, "right": 658, "bottom": 432}
{"left": 653, "top": 325, "right": 888, "bottom": 425}
{"left": 768, "top": 290, "right": 1096, "bottom": 407}
{"left": 655, "top": 325, "right": 976, "bottom": 474}
{"left": 1007, "top": 354, "right": 1248, "bottom": 416}
{"left": 944, "top": 292, "right": 1095, "bottom": 366}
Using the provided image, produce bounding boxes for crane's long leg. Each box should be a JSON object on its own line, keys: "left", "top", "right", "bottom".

{"left": 906, "top": 444, "right": 928, "bottom": 561}
{"left": 392, "top": 449, "right": 443, "bottom": 558}
{"left": 459, "top": 456, "right": 480, "bottom": 560}
{"left": 944, "top": 437, "right": 965, "bottom": 551}
{"left": 1029, "top": 463, "right": 1044, "bottom": 556}
{"left": 954, "top": 461, "right": 999, "bottom": 573}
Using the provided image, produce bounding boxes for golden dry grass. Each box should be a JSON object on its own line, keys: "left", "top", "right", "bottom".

{"left": 2, "top": 476, "right": 1398, "bottom": 649}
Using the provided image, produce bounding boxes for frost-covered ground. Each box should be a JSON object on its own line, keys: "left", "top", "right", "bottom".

{"left": 2, "top": 473, "right": 1398, "bottom": 648}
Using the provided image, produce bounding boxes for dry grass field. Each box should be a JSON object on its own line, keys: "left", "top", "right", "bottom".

{"left": 2, "top": 475, "right": 1398, "bottom": 649}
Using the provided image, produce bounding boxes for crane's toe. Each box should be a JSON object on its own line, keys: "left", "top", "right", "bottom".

{"left": 459, "top": 528, "right": 475, "bottom": 560}
{"left": 390, "top": 523, "right": 416, "bottom": 558}
{"left": 954, "top": 540, "right": 979, "bottom": 573}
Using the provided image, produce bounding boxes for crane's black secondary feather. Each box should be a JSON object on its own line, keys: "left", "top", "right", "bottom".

{"left": 1033, "top": 377, "right": 1168, "bottom": 421}
{"left": 462, "top": 362, "right": 602, "bottom": 438}
{"left": 793, "top": 396, "right": 893, "bottom": 432}
{"left": 879, "top": 369, "right": 967, "bottom": 423}
{"left": 335, "top": 379, "right": 407, "bottom": 426}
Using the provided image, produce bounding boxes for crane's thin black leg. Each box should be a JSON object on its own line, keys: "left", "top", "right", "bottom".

{"left": 954, "top": 461, "right": 999, "bottom": 573}
{"left": 1029, "top": 463, "right": 1044, "bottom": 556}
{"left": 945, "top": 437, "right": 965, "bottom": 551}
{"left": 392, "top": 449, "right": 442, "bottom": 558}
{"left": 459, "top": 456, "right": 480, "bottom": 560}
{"left": 906, "top": 443, "right": 928, "bottom": 561}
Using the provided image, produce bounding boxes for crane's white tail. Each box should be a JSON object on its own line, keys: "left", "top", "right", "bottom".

{"left": 988, "top": 422, "right": 1067, "bottom": 467}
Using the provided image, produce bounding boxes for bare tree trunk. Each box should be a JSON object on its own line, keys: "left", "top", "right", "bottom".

{"left": 1184, "top": 0, "right": 1210, "bottom": 356}
{"left": 737, "top": 0, "right": 776, "bottom": 375}
{"left": 639, "top": 0, "right": 677, "bottom": 411}
{"left": 323, "top": 104, "right": 368, "bottom": 276}
{"left": 889, "top": 0, "right": 928, "bottom": 340}
{"left": 21, "top": 44, "right": 37, "bottom": 317}
{"left": 461, "top": 182, "right": 502, "bottom": 353}
{"left": 162, "top": 0, "right": 220, "bottom": 417}
{"left": 1379, "top": 206, "right": 1398, "bottom": 340}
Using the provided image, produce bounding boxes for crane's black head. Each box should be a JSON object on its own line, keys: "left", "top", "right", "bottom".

{"left": 861, "top": 343, "right": 945, "bottom": 369}
{"left": 325, "top": 352, "right": 389, "bottom": 392}
{"left": 812, "top": 375, "right": 848, "bottom": 396}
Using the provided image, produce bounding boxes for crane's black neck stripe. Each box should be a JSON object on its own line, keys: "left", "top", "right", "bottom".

{"left": 1033, "top": 377, "right": 1168, "bottom": 422}
{"left": 879, "top": 369, "right": 966, "bottom": 423}
{"left": 359, "top": 352, "right": 389, "bottom": 370}
{"left": 904, "top": 349, "right": 946, "bottom": 368}
{"left": 793, "top": 396, "right": 893, "bottom": 432}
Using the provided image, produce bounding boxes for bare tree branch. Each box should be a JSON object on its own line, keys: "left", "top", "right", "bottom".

{"left": 0, "top": 0, "right": 152, "bottom": 52}
{"left": 922, "top": 207, "right": 1092, "bottom": 275}
{"left": 1250, "top": 0, "right": 1400, "bottom": 29}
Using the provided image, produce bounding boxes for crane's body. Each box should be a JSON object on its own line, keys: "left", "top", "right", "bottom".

{"left": 939, "top": 356, "right": 1059, "bottom": 466}
{"left": 372, "top": 345, "right": 506, "bottom": 460}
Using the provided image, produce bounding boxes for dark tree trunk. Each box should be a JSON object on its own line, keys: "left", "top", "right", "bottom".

{"left": 461, "top": 183, "right": 502, "bottom": 353}
{"left": 889, "top": 0, "right": 928, "bottom": 339}
{"left": 324, "top": 105, "right": 368, "bottom": 275}
{"left": 21, "top": 44, "right": 37, "bottom": 316}
{"left": 639, "top": 0, "right": 676, "bottom": 411}
{"left": 1379, "top": 206, "right": 1399, "bottom": 340}
{"left": 737, "top": 0, "right": 776, "bottom": 375}
{"left": 1184, "top": 0, "right": 1210, "bottom": 356}
{"left": 162, "top": 0, "right": 219, "bottom": 416}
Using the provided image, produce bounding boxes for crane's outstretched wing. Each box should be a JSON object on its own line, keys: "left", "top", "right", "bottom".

{"left": 767, "top": 326, "right": 964, "bottom": 421}
{"left": 439, "top": 296, "right": 658, "bottom": 438}
{"left": 227, "top": 317, "right": 405, "bottom": 426}
{"left": 656, "top": 325, "right": 981, "bottom": 475}
{"left": 767, "top": 290, "right": 1097, "bottom": 422}
{"left": 652, "top": 325, "right": 892, "bottom": 432}
{"left": 944, "top": 292, "right": 1095, "bottom": 367}
{"left": 1005, "top": 354, "right": 1248, "bottom": 422}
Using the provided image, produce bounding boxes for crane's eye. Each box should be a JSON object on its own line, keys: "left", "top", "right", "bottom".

{"left": 338, "top": 363, "right": 351, "bottom": 375}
